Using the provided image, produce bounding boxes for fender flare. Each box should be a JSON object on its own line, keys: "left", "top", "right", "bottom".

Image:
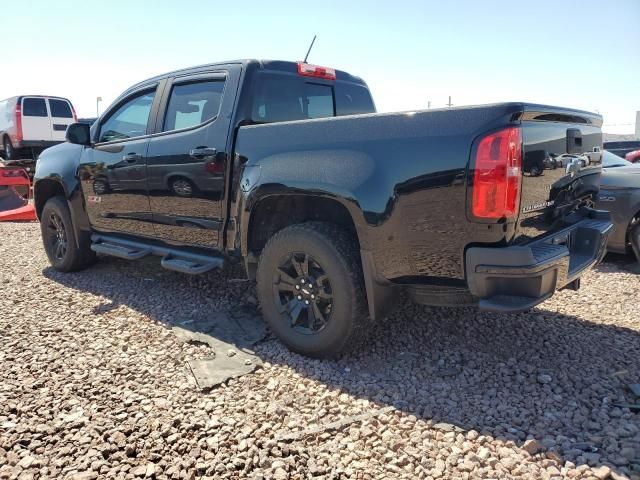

{"left": 238, "top": 185, "right": 396, "bottom": 321}
{"left": 34, "top": 176, "right": 91, "bottom": 250}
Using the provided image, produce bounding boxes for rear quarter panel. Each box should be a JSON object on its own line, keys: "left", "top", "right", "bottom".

{"left": 0, "top": 98, "right": 16, "bottom": 140}
{"left": 233, "top": 104, "right": 527, "bottom": 281}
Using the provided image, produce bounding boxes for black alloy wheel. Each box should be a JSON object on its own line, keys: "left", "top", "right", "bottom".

{"left": 256, "top": 222, "right": 370, "bottom": 358}
{"left": 47, "top": 212, "right": 68, "bottom": 261}
{"left": 40, "top": 196, "right": 96, "bottom": 272}
{"left": 273, "top": 252, "right": 333, "bottom": 335}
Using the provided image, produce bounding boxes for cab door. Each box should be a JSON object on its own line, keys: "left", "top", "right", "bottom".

{"left": 145, "top": 67, "right": 240, "bottom": 248}
{"left": 78, "top": 83, "right": 163, "bottom": 237}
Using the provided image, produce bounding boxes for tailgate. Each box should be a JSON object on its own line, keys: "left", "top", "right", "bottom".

{"left": 516, "top": 106, "right": 603, "bottom": 243}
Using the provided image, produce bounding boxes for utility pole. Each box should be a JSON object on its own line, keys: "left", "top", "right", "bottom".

{"left": 447, "top": 96, "right": 453, "bottom": 108}
{"left": 427, "top": 100, "right": 431, "bottom": 109}
{"left": 96, "top": 97, "right": 103, "bottom": 117}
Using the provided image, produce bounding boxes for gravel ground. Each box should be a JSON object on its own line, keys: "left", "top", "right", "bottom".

{"left": 1, "top": 222, "right": 639, "bottom": 480}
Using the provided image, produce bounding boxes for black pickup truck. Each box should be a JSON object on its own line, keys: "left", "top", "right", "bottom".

{"left": 34, "top": 59, "right": 612, "bottom": 357}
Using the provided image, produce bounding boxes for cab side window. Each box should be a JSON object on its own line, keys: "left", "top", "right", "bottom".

{"left": 99, "top": 90, "right": 156, "bottom": 143}
{"left": 162, "top": 80, "right": 225, "bottom": 132}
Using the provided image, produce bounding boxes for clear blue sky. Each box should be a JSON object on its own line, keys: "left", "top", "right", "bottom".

{"left": 3, "top": 0, "right": 639, "bottom": 133}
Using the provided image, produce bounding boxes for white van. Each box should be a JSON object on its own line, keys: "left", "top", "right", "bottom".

{"left": 0, "top": 96, "right": 77, "bottom": 160}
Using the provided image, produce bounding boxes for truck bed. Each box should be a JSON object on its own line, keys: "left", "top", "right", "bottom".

{"left": 235, "top": 102, "right": 604, "bottom": 282}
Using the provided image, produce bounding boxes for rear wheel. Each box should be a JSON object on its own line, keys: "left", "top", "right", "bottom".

{"left": 256, "top": 222, "right": 370, "bottom": 358}
{"left": 170, "top": 177, "right": 194, "bottom": 197}
{"left": 3, "top": 137, "right": 18, "bottom": 161}
{"left": 41, "top": 196, "right": 96, "bottom": 272}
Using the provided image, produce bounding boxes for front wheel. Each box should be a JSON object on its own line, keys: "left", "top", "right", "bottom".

{"left": 256, "top": 222, "right": 370, "bottom": 358}
{"left": 41, "top": 196, "right": 96, "bottom": 272}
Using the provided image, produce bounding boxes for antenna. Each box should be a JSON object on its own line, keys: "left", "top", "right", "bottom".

{"left": 303, "top": 35, "right": 317, "bottom": 63}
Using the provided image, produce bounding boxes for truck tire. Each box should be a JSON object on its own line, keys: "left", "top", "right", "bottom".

{"left": 256, "top": 222, "right": 370, "bottom": 358}
{"left": 631, "top": 222, "right": 640, "bottom": 265}
{"left": 40, "top": 196, "right": 96, "bottom": 272}
{"left": 3, "top": 137, "right": 18, "bottom": 161}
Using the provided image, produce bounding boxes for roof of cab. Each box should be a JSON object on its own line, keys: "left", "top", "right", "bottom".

{"left": 122, "top": 59, "right": 367, "bottom": 97}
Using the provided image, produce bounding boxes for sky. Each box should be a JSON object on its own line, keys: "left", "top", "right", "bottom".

{"left": 2, "top": 0, "right": 639, "bottom": 134}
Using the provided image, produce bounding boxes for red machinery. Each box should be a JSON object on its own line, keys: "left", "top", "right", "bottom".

{"left": 0, "top": 167, "right": 37, "bottom": 221}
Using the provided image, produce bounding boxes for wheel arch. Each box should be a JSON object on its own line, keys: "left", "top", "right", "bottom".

{"left": 243, "top": 192, "right": 396, "bottom": 321}
{"left": 34, "top": 178, "right": 68, "bottom": 220}
{"left": 34, "top": 177, "right": 91, "bottom": 250}
{"left": 245, "top": 193, "right": 361, "bottom": 261}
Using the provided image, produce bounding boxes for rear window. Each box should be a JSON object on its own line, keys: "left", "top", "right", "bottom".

{"left": 163, "top": 79, "right": 225, "bottom": 132}
{"left": 252, "top": 73, "right": 374, "bottom": 124}
{"left": 22, "top": 98, "right": 48, "bottom": 117}
{"left": 335, "top": 83, "right": 376, "bottom": 116}
{"left": 49, "top": 99, "right": 73, "bottom": 118}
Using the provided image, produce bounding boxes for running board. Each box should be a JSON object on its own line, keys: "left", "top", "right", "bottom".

{"left": 160, "top": 256, "right": 222, "bottom": 275}
{"left": 91, "top": 241, "right": 151, "bottom": 260}
{"left": 91, "top": 234, "right": 224, "bottom": 275}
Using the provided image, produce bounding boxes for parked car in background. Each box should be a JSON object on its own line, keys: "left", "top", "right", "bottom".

{"left": 34, "top": 59, "right": 612, "bottom": 357}
{"left": 597, "top": 150, "right": 640, "bottom": 263}
{"left": 604, "top": 140, "right": 640, "bottom": 159}
{"left": 625, "top": 149, "right": 640, "bottom": 163}
{"left": 0, "top": 95, "right": 77, "bottom": 160}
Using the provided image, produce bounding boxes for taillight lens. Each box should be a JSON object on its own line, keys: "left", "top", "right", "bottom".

{"left": 14, "top": 103, "right": 23, "bottom": 143}
{"left": 205, "top": 160, "right": 224, "bottom": 174}
{"left": 625, "top": 150, "right": 640, "bottom": 161}
{"left": 471, "top": 126, "right": 522, "bottom": 219}
{"left": 297, "top": 62, "right": 336, "bottom": 80}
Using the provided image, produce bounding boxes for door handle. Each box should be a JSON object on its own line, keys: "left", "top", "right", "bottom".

{"left": 122, "top": 153, "right": 142, "bottom": 163}
{"left": 189, "top": 147, "right": 217, "bottom": 158}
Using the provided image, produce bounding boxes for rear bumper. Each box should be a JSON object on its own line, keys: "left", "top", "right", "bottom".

{"left": 465, "top": 209, "right": 612, "bottom": 313}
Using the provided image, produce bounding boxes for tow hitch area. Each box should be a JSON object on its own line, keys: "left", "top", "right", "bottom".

{"left": 466, "top": 208, "right": 612, "bottom": 313}
{"left": 0, "top": 167, "right": 37, "bottom": 222}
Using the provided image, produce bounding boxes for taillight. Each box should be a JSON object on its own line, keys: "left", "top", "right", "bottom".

{"left": 297, "top": 62, "right": 336, "bottom": 80}
{"left": 626, "top": 150, "right": 640, "bottom": 161}
{"left": 205, "top": 160, "right": 224, "bottom": 174}
{"left": 71, "top": 105, "right": 78, "bottom": 122}
{"left": 471, "top": 126, "right": 522, "bottom": 219}
{"left": 14, "top": 103, "right": 23, "bottom": 143}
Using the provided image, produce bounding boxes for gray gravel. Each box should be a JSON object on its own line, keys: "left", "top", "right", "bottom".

{"left": 1, "top": 222, "right": 639, "bottom": 479}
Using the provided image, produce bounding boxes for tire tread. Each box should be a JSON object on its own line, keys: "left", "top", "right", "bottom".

{"left": 257, "top": 221, "right": 371, "bottom": 358}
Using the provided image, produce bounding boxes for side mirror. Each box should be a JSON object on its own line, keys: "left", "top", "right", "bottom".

{"left": 66, "top": 123, "right": 91, "bottom": 146}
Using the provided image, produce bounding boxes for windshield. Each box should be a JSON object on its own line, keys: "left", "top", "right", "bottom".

{"left": 603, "top": 150, "right": 633, "bottom": 168}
